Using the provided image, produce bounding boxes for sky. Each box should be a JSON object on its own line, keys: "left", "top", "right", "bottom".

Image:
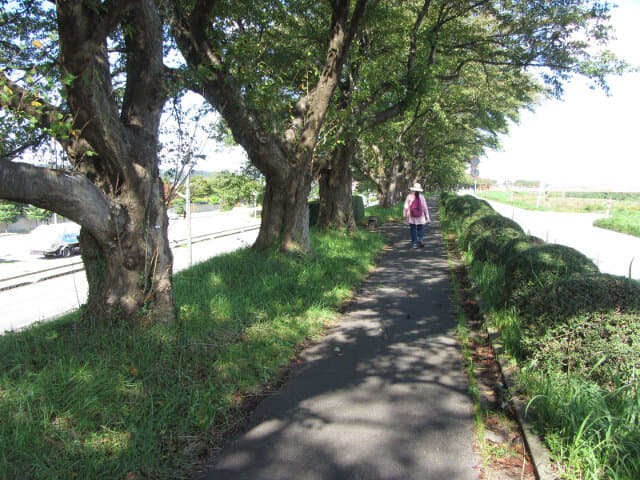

{"left": 480, "top": 0, "right": 640, "bottom": 190}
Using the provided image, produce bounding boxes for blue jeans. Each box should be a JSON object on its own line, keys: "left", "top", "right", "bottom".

{"left": 410, "top": 223, "right": 424, "bottom": 246}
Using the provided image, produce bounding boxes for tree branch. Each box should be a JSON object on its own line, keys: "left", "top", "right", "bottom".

{"left": 166, "top": 0, "right": 290, "bottom": 179}
{"left": 0, "top": 161, "right": 114, "bottom": 236}
{"left": 87, "top": 0, "right": 138, "bottom": 47}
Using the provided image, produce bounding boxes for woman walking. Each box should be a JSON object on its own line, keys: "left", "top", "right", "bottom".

{"left": 403, "top": 183, "right": 431, "bottom": 248}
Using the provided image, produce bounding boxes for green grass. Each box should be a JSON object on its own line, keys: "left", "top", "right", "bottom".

{"left": 477, "top": 190, "right": 609, "bottom": 213}
{"left": 522, "top": 371, "right": 640, "bottom": 479}
{"left": 363, "top": 203, "right": 403, "bottom": 224}
{"left": 594, "top": 209, "right": 640, "bottom": 238}
{"left": 0, "top": 227, "right": 387, "bottom": 479}
{"left": 439, "top": 192, "right": 640, "bottom": 479}
{"left": 479, "top": 190, "right": 640, "bottom": 239}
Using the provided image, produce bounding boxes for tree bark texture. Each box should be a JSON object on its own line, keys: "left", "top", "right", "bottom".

{"left": 59, "top": 0, "right": 175, "bottom": 325}
{"left": 0, "top": 0, "right": 176, "bottom": 325}
{"left": 317, "top": 139, "right": 356, "bottom": 231}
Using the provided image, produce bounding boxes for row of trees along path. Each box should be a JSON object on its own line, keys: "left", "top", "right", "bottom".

{"left": 0, "top": 0, "right": 622, "bottom": 325}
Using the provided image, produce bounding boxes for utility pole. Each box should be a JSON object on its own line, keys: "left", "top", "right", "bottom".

{"left": 186, "top": 175, "right": 192, "bottom": 266}
{"left": 175, "top": 170, "right": 193, "bottom": 267}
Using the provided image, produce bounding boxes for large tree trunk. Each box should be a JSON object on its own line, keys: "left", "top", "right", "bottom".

{"left": 317, "top": 139, "right": 356, "bottom": 231}
{"left": 58, "top": 0, "right": 175, "bottom": 325}
{"left": 254, "top": 165, "right": 313, "bottom": 253}
{"left": 80, "top": 177, "right": 174, "bottom": 325}
{"left": 0, "top": 159, "right": 175, "bottom": 326}
{"left": 0, "top": 0, "right": 177, "bottom": 325}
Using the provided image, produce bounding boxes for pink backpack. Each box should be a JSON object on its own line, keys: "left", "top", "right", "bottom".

{"left": 410, "top": 195, "right": 422, "bottom": 217}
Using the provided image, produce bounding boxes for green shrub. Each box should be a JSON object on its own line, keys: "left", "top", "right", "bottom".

{"left": 443, "top": 190, "right": 640, "bottom": 476}
{"left": 470, "top": 227, "right": 525, "bottom": 264}
{"left": 521, "top": 274, "right": 640, "bottom": 325}
{"left": 460, "top": 214, "right": 524, "bottom": 252}
{"left": 439, "top": 191, "right": 455, "bottom": 206}
{"left": 498, "top": 234, "right": 545, "bottom": 263}
{"left": 444, "top": 195, "right": 493, "bottom": 219}
{"left": 352, "top": 195, "right": 365, "bottom": 222}
{"left": 524, "top": 311, "right": 640, "bottom": 387}
{"left": 504, "top": 243, "right": 599, "bottom": 307}
{"left": 519, "top": 274, "right": 640, "bottom": 385}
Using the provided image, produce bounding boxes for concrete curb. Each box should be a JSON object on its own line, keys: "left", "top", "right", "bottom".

{"left": 487, "top": 330, "right": 559, "bottom": 480}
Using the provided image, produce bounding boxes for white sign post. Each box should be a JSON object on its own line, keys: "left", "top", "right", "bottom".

{"left": 253, "top": 191, "right": 258, "bottom": 218}
{"left": 470, "top": 158, "right": 480, "bottom": 192}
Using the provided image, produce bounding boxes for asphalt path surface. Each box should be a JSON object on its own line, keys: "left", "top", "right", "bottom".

{"left": 481, "top": 198, "right": 640, "bottom": 280}
{"left": 0, "top": 208, "right": 258, "bottom": 333}
{"left": 197, "top": 208, "right": 479, "bottom": 480}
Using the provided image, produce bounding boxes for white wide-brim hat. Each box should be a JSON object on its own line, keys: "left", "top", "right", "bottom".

{"left": 410, "top": 182, "right": 423, "bottom": 192}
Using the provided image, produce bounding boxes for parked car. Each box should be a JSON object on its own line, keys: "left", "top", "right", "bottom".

{"left": 30, "top": 223, "right": 81, "bottom": 258}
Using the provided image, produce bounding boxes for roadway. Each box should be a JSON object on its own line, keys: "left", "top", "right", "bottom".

{"left": 0, "top": 208, "right": 259, "bottom": 333}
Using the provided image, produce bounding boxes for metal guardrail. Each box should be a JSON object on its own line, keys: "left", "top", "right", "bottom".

{"left": 0, "top": 223, "right": 261, "bottom": 292}
{"left": 170, "top": 223, "right": 260, "bottom": 245}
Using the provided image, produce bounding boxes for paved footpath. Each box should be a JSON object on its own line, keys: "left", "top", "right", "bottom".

{"left": 197, "top": 202, "right": 479, "bottom": 480}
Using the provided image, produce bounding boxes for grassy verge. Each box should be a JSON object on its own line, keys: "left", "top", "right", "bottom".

{"left": 594, "top": 209, "right": 640, "bottom": 238}
{"left": 473, "top": 267, "right": 640, "bottom": 479}
{"left": 479, "top": 190, "right": 640, "bottom": 239}
{"left": 363, "top": 203, "right": 403, "bottom": 224}
{"left": 440, "top": 192, "right": 640, "bottom": 479}
{"left": 0, "top": 226, "right": 388, "bottom": 479}
{"left": 441, "top": 206, "right": 536, "bottom": 479}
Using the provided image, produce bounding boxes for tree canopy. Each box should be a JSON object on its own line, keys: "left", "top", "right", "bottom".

{"left": 0, "top": 0, "right": 623, "bottom": 324}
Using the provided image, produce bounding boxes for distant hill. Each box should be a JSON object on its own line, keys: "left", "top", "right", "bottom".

{"left": 191, "top": 170, "right": 213, "bottom": 178}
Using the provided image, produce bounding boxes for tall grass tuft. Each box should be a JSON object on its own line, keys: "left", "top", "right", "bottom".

{"left": 523, "top": 370, "right": 640, "bottom": 480}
